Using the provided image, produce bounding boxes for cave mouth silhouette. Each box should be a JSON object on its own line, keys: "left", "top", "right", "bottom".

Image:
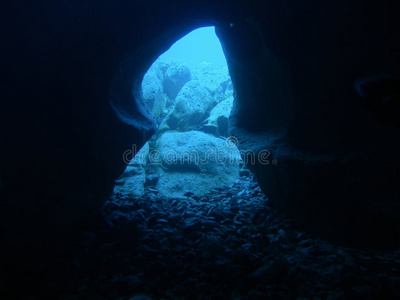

{"left": 113, "top": 26, "right": 259, "bottom": 199}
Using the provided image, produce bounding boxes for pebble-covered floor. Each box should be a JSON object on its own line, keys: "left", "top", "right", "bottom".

{"left": 43, "top": 176, "right": 400, "bottom": 299}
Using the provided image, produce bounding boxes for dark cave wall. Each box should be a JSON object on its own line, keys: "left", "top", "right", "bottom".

{"left": 2, "top": 1, "right": 144, "bottom": 241}
{"left": 218, "top": 1, "right": 400, "bottom": 247}
{"left": 1, "top": 0, "right": 399, "bottom": 258}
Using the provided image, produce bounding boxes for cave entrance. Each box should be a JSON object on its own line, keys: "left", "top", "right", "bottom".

{"left": 114, "top": 26, "right": 252, "bottom": 199}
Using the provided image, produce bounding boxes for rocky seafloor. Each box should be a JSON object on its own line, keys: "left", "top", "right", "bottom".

{"left": 26, "top": 176, "right": 400, "bottom": 300}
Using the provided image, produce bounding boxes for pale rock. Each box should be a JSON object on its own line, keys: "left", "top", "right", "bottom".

{"left": 165, "top": 80, "right": 213, "bottom": 131}
{"left": 154, "top": 131, "right": 241, "bottom": 198}
{"left": 141, "top": 61, "right": 166, "bottom": 122}
{"left": 202, "top": 97, "right": 233, "bottom": 137}
{"left": 163, "top": 61, "right": 191, "bottom": 100}
{"left": 192, "top": 62, "right": 231, "bottom": 96}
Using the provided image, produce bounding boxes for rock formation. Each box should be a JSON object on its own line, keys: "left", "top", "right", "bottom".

{"left": 116, "top": 60, "right": 240, "bottom": 198}
{"left": 155, "top": 131, "right": 240, "bottom": 198}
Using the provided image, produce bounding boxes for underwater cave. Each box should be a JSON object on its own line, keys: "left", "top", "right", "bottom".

{"left": 2, "top": 1, "right": 400, "bottom": 299}
{"left": 113, "top": 26, "right": 253, "bottom": 199}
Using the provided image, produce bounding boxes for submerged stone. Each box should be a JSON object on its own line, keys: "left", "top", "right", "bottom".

{"left": 155, "top": 131, "right": 241, "bottom": 198}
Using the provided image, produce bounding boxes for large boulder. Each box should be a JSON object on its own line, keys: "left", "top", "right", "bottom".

{"left": 154, "top": 131, "right": 241, "bottom": 198}
{"left": 163, "top": 60, "right": 192, "bottom": 100}
{"left": 192, "top": 62, "right": 231, "bottom": 97}
{"left": 141, "top": 61, "right": 167, "bottom": 124}
{"left": 142, "top": 61, "right": 164, "bottom": 103}
{"left": 164, "top": 80, "right": 213, "bottom": 131}
{"left": 202, "top": 97, "right": 234, "bottom": 137}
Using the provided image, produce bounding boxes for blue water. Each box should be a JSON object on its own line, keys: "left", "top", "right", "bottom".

{"left": 158, "top": 26, "right": 227, "bottom": 68}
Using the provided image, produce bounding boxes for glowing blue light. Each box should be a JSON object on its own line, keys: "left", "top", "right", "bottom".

{"left": 158, "top": 26, "right": 227, "bottom": 68}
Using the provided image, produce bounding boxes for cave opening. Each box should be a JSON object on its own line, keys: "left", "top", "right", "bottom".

{"left": 101, "top": 26, "right": 292, "bottom": 299}
{"left": 113, "top": 26, "right": 258, "bottom": 199}
{"left": 99, "top": 24, "right": 400, "bottom": 300}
